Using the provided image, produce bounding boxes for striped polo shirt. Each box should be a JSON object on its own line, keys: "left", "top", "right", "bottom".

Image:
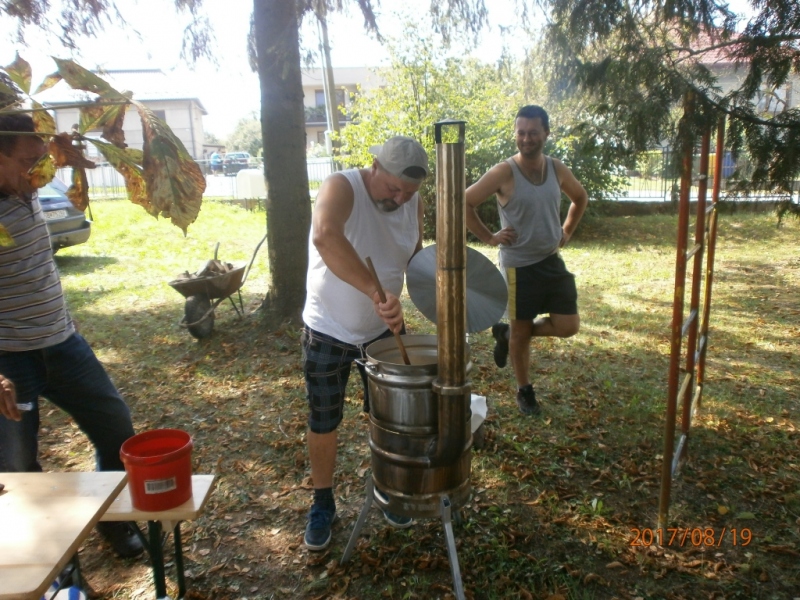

{"left": 0, "top": 193, "right": 74, "bottom": 351}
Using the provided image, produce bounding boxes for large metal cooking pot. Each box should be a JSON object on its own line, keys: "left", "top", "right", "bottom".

{"left": 364, "top": 334, "right": 472, "bottom": 518}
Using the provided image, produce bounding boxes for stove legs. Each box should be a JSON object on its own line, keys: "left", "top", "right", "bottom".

{"left": 440, "top": 495, "right": 465, "bottom": 600}
{"left": 341, "top": 478, "right": 374, "bottom": 563}
{"left": 340, "top": 478, "right": 466, "bottom": 600}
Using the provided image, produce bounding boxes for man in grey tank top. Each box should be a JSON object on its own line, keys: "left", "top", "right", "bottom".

{"left": 466, "top": 105, "right": 588, "bottom": 415}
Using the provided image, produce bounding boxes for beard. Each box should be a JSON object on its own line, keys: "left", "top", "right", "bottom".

{"left": 374, "top": 198, "right": 401, "bottom": 212}
{"left": 518, "top": 143, "right": 542, "bottom": 158}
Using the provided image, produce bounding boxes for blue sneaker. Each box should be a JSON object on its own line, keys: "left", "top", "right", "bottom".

{"left": 383, "top": 509, "right": 414, "bottom": 529}
{"left": 304, "top": 502, "right": 336, "bottom": 551}
{"left": 374, "top": 488, "right": 414, "bottom": 529}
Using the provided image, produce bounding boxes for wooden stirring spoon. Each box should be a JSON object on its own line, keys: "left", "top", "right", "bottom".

{"left": 366, "top": 256, "right": 411, "bottom": 365}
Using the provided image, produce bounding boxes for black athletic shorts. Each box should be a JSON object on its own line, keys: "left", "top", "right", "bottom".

{"left": 505, "top": 252, "right": 578, "bottom": 320}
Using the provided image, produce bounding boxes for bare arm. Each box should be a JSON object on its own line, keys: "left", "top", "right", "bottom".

{"left": 553, "top": 158, "right": 589, "bottom": 247}
{"left": 312, "top": 173, "right": 404, "bottom": 332}
{"left": 312, "top": 174, "right": 373, "bottom": 295}
{"left": 465, "top": 162, "right": 517, "bottom": 247}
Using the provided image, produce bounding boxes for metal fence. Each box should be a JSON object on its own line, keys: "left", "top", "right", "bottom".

{"left": 620, "top": 148, "right": 799, "bottom": 203}
{"left": 57, "top": 157, "right": 336, "bottom": 201}
{"left": 59, "top": 152, "right": 797, "bottom": 205}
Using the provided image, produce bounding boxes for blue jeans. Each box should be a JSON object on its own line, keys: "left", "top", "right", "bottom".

{"left": 0, "top": 333, "right": 135, "bottom": 472}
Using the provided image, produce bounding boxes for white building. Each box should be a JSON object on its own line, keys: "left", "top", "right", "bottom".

{"left": 38, "top": 68, "right": 207, "bottom": 160}
{"left": 301, "top": 67, "right": 384, "bottom": 148}
{"left": 696, "top": 32, "right": 798, "bottom": 114}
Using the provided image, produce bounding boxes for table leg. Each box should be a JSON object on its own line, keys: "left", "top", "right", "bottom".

{"left": 173, "top": 522, "right": 187, "bottom": 599}
{"left": 70, "top": 553, "right": 84, "bottom": 593}
{"left": 51, "top": 554, "right": 84, "bottom": 598}
{"left": 147, "top": 520, "right": 168, "bottom": 599}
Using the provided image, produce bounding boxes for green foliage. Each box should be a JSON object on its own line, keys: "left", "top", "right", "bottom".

{"left": 337, "top": 23, "right": 521, "bottom": 238}
{"left": 225, "top": 116, "right": 263, "bottom": 157}
{"left": 547, "top": 119, "right": 629, "bottom": 203}
{"left": 307, "top": 142, "right": 330, "bottom": 158}
{"left": 543, "top": 0, "right": 800, "bottom": 196}
{"left": 203, "top": 131, "right": 221, "bottom": 145}
{"left": 636, "top": 150, "right": 665, "bottom": 179}
{"left": 0, "top": 55, "right": 205, "bottom": 233}
{"left": 339, "top": 25, "right": 647, "bottom": 237}
{"left": 5, "top": 0, "right": 212, "bottom": 63}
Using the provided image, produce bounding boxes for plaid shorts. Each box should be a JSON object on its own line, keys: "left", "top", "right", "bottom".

{"left": 302, "top": 325, "right": 396, "bottom": 434}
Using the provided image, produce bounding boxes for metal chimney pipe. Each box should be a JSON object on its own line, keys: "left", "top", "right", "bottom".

{"left": 432, "top": 119, "right": 470, "bottom": 466}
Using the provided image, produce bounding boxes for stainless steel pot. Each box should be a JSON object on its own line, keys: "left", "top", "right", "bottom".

{"left": 364, "top": 334, "right": 472, "bottom": 518}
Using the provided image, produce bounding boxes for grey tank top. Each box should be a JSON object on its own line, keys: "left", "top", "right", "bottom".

{"left": 497, "top": 156, "right": 563, "bottom": 268}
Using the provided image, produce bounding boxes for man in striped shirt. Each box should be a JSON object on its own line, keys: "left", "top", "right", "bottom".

{"left": 0, "top": 114, "right": 143, "bottom": 558}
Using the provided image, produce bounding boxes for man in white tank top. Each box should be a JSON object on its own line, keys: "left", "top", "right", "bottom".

{"left": 301, "top": 136, "right": 429, "bottom": 551}
{"left": 465, "top": 106, "right": 588, "bottom": 416}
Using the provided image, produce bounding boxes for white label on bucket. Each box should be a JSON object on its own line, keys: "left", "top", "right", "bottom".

{"left": 144, "top": 477, "right": 177, "bottom": 494}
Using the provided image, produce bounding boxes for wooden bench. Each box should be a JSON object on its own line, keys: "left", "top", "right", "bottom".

{"left": 101, "top": 474, "right": 217, "bottom": 600}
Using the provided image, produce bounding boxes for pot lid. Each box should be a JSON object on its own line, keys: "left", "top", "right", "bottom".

{"left": 406, "top": 245, "right": 507, "bottom": 334}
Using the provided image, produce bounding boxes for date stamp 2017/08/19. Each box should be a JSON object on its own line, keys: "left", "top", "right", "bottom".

{"left": 629, "top": 528, "right": 753, "bottom": 547}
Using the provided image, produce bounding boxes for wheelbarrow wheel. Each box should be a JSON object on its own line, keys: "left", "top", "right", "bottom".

{"left": 184, "top": 294, "right": 215, "bottom": 339}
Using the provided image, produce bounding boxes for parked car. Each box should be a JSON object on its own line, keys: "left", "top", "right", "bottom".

{"left": 223, "top": 151, "right": 252, "bottom": 176}
{"left": 38, "top": 177, "right": 91, "bottom": 252}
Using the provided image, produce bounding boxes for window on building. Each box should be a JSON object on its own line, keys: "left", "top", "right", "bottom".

{"left": 153, "top": 109, "right": 167, "bottom": 122}
{"left": 315, "top": 89, "right": 346, "bottom": 111}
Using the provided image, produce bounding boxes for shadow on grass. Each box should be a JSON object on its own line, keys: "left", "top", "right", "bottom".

{"left": 576, "top": 210, "right": 792, "bottom": 251}
{"left": 54, "top": 254, "right": 118, "bottom": 274}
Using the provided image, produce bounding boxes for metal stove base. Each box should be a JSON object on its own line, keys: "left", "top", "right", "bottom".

{"left": 341, "top": 478, "right": 465, "bottom": 600}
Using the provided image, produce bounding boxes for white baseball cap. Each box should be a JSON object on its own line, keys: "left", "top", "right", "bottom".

{"left": 369, "top": 136, "right": 429, "bottom": 182}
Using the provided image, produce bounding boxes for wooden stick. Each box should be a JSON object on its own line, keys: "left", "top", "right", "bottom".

{"left": 366, "top": 256, "right": 411, "bottom": 365}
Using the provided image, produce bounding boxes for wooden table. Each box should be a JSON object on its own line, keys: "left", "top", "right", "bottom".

{"left": 0, "top": 471, "right": 127, "bottom": 600}
{"left": 101, "top": 474, "right": 217, "bottom": 600}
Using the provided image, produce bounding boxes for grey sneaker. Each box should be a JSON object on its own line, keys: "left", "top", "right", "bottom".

{"left": 516, "top": 385, "right": 541, "bottom": 416}
{"left": 491, "top": 323, "right": 509, "bottom": 368}
{"left": 304, "top": 502, "right": 336, "bottom": 551}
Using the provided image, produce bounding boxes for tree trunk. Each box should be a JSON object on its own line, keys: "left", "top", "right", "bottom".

{"left": 253, "top": 0, "right": 311, "bottom": 326}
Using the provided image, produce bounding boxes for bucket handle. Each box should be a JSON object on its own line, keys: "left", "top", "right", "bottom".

{"left": 355, "top": 358, "right": 437, "bottom": 386}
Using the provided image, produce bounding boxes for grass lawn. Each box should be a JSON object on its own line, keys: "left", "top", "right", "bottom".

{"left": 44, "top": 199, "right": 799, "bottom": 599}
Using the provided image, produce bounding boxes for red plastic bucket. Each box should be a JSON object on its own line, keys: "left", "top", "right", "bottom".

{"left": 120, "top": 429, "right": 193, "bottom": 511}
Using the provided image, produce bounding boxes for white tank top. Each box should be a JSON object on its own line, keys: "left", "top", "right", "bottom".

{"left": 302, "top": 169, "right": 420, "bottom": 345}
